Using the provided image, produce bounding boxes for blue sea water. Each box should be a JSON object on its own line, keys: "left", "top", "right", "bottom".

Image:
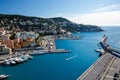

{"left": 2, "top": 27, "right": 120, "bottom": 80}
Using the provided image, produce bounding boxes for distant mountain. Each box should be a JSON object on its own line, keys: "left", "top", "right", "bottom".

{"left": 0, "top": 14, "right": 104, "bottom": 33}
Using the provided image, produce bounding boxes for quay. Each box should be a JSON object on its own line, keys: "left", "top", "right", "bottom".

{"left": 30, "top": 49, "right": 71, "bottom": 55}
{"left": 77, "top": 35, "right": 120, "bottom": 80}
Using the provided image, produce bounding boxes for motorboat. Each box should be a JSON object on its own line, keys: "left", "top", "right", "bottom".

{"left": 9, "top": 58, "right": 16, "bottom": 65}
{"left": 0, "top": 74, "right": 10, "bottom": 80}
{"left": 95, "top": 49, "right": 104, "bottom": 54}
{"left": 14, "top": 57, "right": 22, "bottom": 63}
{"left": 19, "top": 55, "right": 28, "bottom": 62}
{"left": 25, "top": 55, "right": 33, "bottom": 59}
{"left": 3, "top": 59, "right": 10, "bottom": 65}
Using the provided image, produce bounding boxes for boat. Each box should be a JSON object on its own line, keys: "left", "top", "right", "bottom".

{"left": 25, "top": 55, "right": 33, "bottom": 59}
{"left": 14, "top": 57, "right": 22, "bottom": 63}
{"left": 3, "top": 59, "right": 10, "bottom": 65}
{"left": 95, "top": 49, "right": 104, "bottom": 53}
{"left": 19, "top": 55, "right": 28, "bottom": 62}
{"left": 9, "top": 58, "right": 16, "bottom": 65}
{"left": 95, "top": 49, "right": 104, "bottom": 57}
{"left": 0, "top": 64, "right": 10, "bottom": 80}
{"left": 65, "top": 54, "right": 78, "bottom": 61}
{"left": 0, "top": 74, "right": 10, "bottom": 80}
{"left": 18, "top": 57, "right": 24, "bottom": 62}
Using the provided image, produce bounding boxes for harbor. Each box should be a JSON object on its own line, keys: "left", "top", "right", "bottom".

{"left": 0, "top": 35, "right": 72, "bottom": 66}
{"left": 0, "top": 27, "right": 119, "bottom": 80}
{"left": 0, "top": 32, "right": 100, "bottom": 80}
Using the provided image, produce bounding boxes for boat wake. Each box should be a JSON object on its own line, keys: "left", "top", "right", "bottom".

{"left": 65, "top": 54, "right": 78, "bottom": 61}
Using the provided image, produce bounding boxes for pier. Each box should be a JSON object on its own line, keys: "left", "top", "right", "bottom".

{"left": 77, "top": 35, "right": 120, "bottom": 80}
{"left": 30, "top": 49, "right": 71, "bottom": 55}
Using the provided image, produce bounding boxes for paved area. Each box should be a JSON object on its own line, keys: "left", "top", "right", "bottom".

{"left": 77, "top": 53, "right": 120, "bottom": 80}
{"left": 77, "top": 53, "right": 114, "bottom": 80}
{"left": 103, "top": 56, "right": 120, "bottom": 80}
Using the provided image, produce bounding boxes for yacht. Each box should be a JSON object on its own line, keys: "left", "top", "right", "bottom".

{"left": 3, "top": 59, "right": 10, "bottom": 65}
{"left": 0, "top": 65, "right": 10, "bottom": 79}
{"left": 14, "top": 57, "right": 21, "bottom": 63}
{"left": 0, "top": 74, "right": 10, "bottom": 80}
{"left": 95, "top": 49, "right": 104, "bottom": 53}
{"left": 19, "top": 55, "right": 28, "bottom": 62}
{"left": 9, "top": 58, "right": 16, "bottom": 65}
{"left": 25, "top": 55, "right": 33, "bottom": 59}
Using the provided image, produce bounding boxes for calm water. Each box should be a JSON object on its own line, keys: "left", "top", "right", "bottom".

{"left": 2, "top": 27, "right": 120, "bottom": 80}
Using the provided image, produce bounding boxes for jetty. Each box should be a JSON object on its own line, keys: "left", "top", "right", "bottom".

{"left": 32, "top": 36, "right": 71, "bottom": 55}
{"left": 77, "top": 35, "right": 120, "bottom": 80}
{"left": 30, "top": 49, "right": 71, "bottom": 55}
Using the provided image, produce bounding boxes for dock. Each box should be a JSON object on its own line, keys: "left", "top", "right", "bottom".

{"left": 77, "top": 35, "right": 120, "bottom": 80}
{"left": 33, "top": 36, "right": 71, "bottom": 55}
{"left": 30, "top": 49, "right": 71, "bottom": 55}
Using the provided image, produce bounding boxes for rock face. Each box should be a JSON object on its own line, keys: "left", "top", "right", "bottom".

{"left": 0, "top": 14, "right": 104, "bottom": 33}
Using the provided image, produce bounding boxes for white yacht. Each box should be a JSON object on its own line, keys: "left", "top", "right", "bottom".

{"left": 9, "top": 58, "right": 16, "bottom": 65}
{"left": 3, "top": 59, "right": 10, "bottom": 65}
{"left": 25, "top": 54, "right": 33, "bottom": 59}
{"left": 0, "top": 74, "right": 10, "bottom": 80}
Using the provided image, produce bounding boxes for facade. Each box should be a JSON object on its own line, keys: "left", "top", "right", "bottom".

{"left": 1, "top": 39, "right": 14, "bottom": 49}
{"left": 0, "top": 45, "right": 12, "bottom": 55}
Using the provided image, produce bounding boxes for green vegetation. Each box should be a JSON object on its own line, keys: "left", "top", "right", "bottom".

{"left": 0, "top": 14, "right": 104, "bottom": 33}
{"left": 9, "top": 33, "right": 16, "bottom": 40}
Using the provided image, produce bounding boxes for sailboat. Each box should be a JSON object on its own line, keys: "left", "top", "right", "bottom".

{"left": 0, "top": 65, "right": 10, "bottom": 80}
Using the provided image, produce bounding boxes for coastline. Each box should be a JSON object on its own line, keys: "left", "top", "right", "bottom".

{"left": 0, "top": 35, "right": 72, "bottom": 64}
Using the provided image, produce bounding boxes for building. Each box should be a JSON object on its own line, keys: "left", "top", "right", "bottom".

{"left": 0, "top": 45, "right": 12, "bottom": 55}
{"left": 1, "top": 39, "right": 14, "bottom": 49}
{"left": 0, "top": 35, "right": 9, "bottom": 41}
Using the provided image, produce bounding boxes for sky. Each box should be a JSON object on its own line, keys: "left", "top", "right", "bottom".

{"left": 0, "top": 0, "right": 120, "bottom": 26}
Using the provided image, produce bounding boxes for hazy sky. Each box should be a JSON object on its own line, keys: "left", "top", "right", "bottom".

{"left": 0, "top": 0, "right": 120, "bottom": 26}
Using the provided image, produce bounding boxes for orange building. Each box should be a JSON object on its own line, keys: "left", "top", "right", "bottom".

{"left": 1, "top": 39, "right": 14, "bottom": 49}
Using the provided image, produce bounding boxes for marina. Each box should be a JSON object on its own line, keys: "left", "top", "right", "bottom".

{"left": 2, "top": 54, "right": 33, "bottom": 66}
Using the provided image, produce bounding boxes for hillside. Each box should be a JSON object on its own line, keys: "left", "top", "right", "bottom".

{"left": 0, "top": 14, "right": 104, "bottom": 33}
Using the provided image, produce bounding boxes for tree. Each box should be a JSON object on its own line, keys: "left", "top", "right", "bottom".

{"left": 9, "top": 33, "right": 16, "bottom": 40}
